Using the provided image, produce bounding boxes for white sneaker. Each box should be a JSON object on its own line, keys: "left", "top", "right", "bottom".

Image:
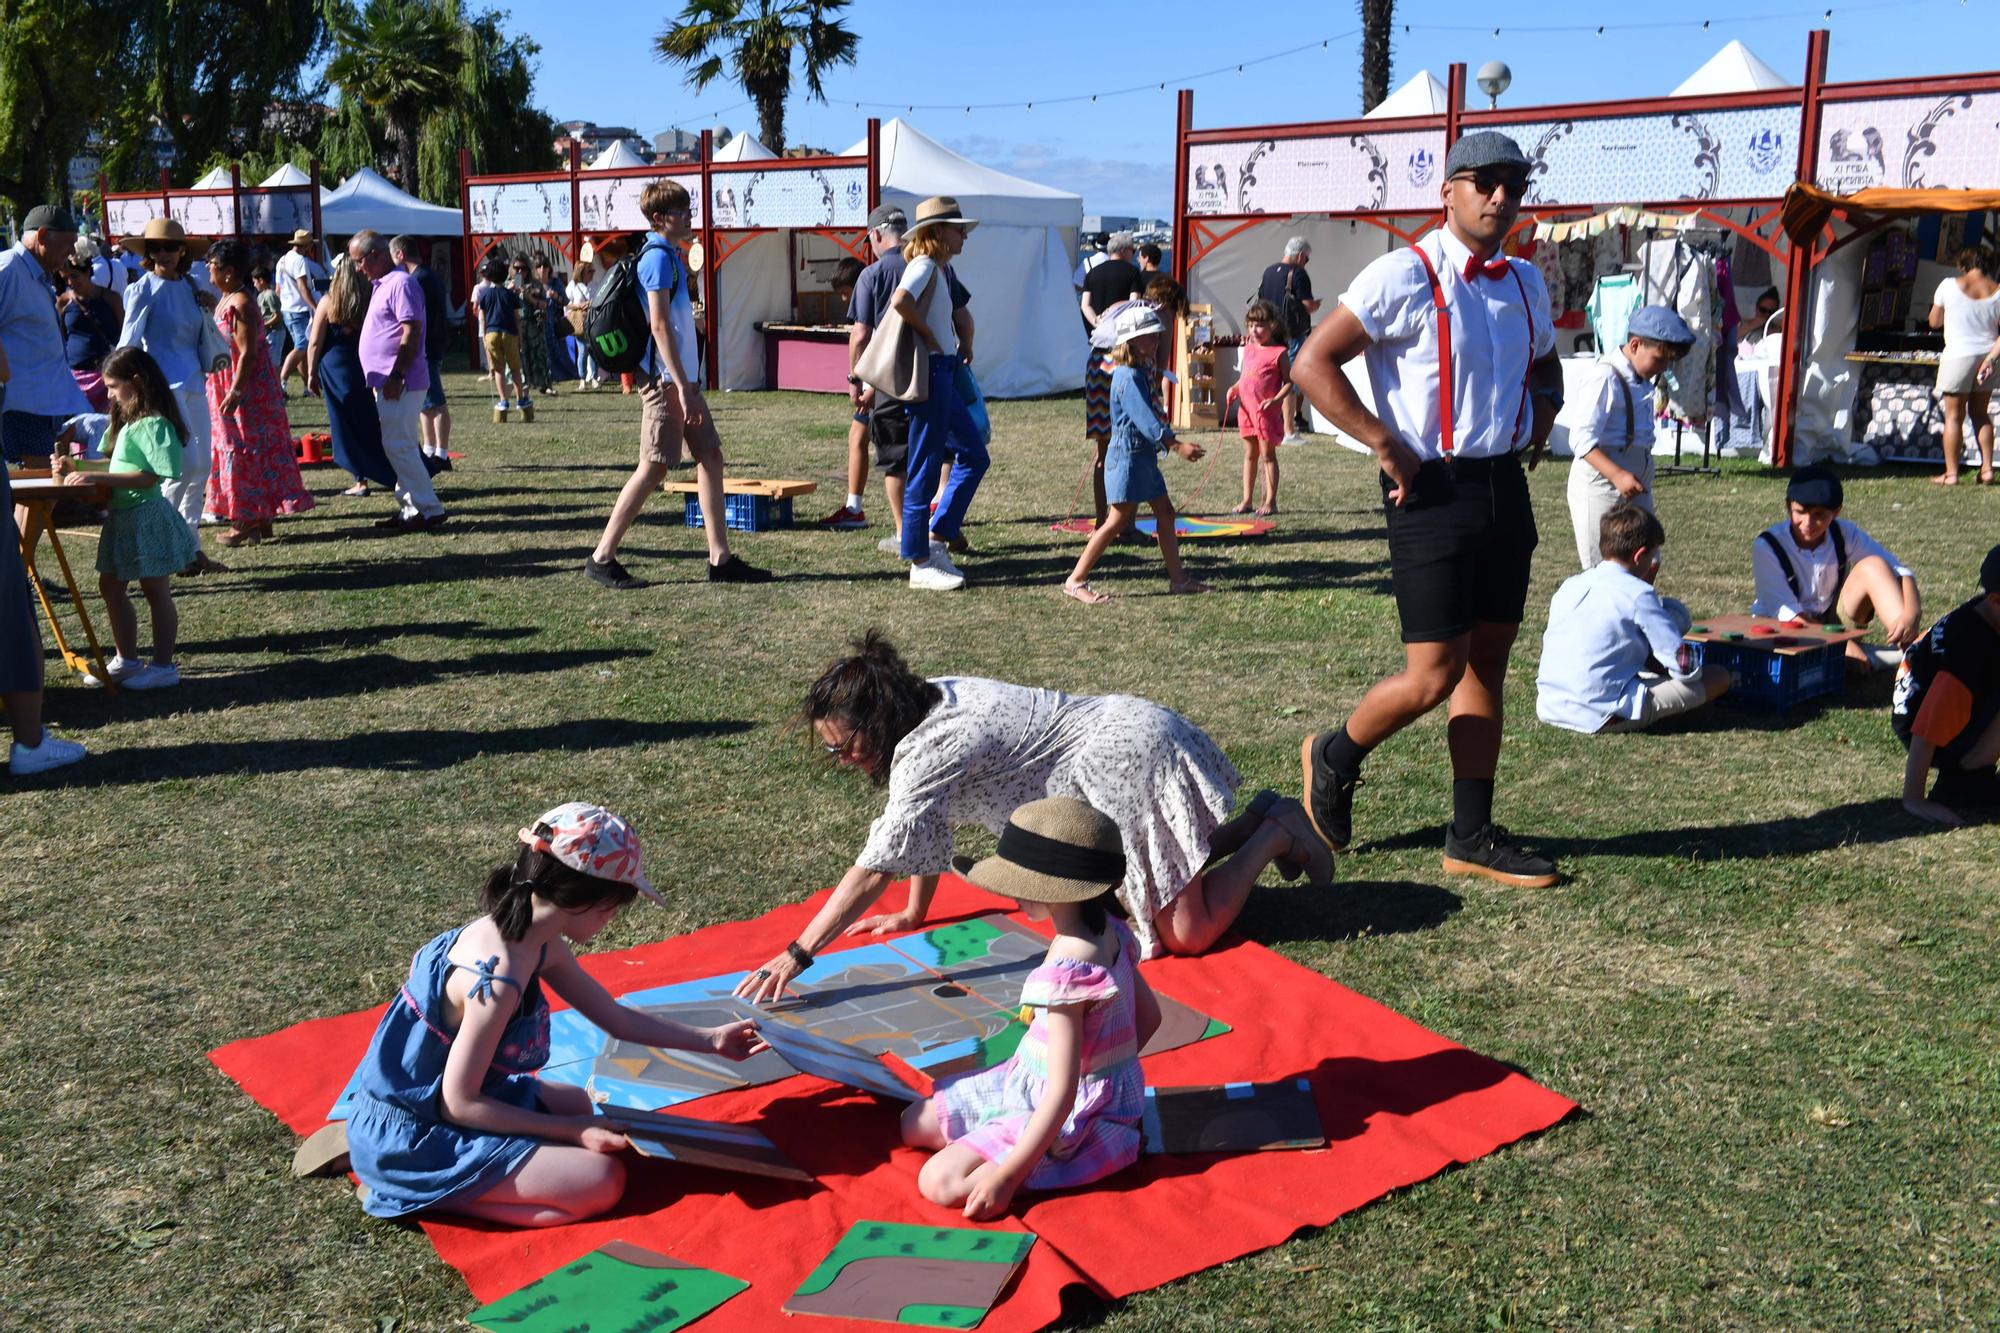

{"left": 909, "top": 559, "right": 966, "bottom": 591}
{"left": 82, "top": 654, "right": 144, "bottom": 688}
{"left": 10, "top": 734, "right": 86, "bottom": 776}
{"left": 878, "top": 536, "right": 905, "bottom": 555}
{"left": 1859, "top": 643, "right": 1905, "bottom": 672}
{"left": 925, "top": 543, "right": 965, "bottom": 581}
{"left": 122, "top": 663, "right": 181, "bottom": 690}
{"left": 1281, "top": 432, "right": 1307, "bottom": 446}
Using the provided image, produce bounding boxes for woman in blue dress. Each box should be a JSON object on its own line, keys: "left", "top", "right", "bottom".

{"left": 346, "top": 802, "right": 766, "bottom": 1226}
{"left": 305, "top": 258, "right": 393, "bottom": 498}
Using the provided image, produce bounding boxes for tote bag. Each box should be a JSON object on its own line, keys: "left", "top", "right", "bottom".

{"left": 853, "top": 268, "right": 938, "bottom": 403}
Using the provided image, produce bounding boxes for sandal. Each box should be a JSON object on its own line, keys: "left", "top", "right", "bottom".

{"left": 1981, "top": 470, "right": 1995, "bottom": 485}
{"left": 1062, "top": 580, "right": 1110, "bottom": 605}
{"left": 216, "top": 527, "right": 262, "bottom": 548}
{"left": 341, "top": 483, "right": 370, "bottom": 498}
{"left": 1932, "top": 473, "right": 1960, "bottom": 485}
{"left": 1168, "top": 579, "right": 1214, "bottom": 595}
{"left": 1229, "top": 502, "right": 1252, "bottom": 515}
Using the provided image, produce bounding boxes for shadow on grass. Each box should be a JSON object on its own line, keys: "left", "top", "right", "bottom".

{"left": 36, "top": 717, "right": 755, "bottom": 788}
{"left": 1360, "top": 796, "right": 1917, "bottom": 861}
{"left": 178, "top": 620, "right": 536, "bottom": 656}
{"left": 1235, "top": 879, "right": 1463, "bottom": 944}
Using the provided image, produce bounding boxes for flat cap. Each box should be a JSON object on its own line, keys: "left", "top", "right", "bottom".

{"left": 1443, "top": 131, "right": 1531, "bottom": 179}
{"left": 1786, "top": 464, "right": 1843, "bottom": 511}
{"left": 866, "top": 203, "right": 907, "bottom": 231}
{"left": 1627, "top": 305, "right": 1696, "bottom": 347}
{"left": 23, "top": 204, "right": 78, "bottom": 232}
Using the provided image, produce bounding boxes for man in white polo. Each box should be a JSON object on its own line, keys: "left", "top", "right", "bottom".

{"left": 1293, "top": 131, "right": 1565, "bottom": 889}
{"left": 275, "top": 229, "right": 327, "bottom": 393}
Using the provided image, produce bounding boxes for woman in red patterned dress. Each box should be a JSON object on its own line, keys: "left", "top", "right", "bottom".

{"left": 203, "top": 239, "right": 315, "bottom": 546}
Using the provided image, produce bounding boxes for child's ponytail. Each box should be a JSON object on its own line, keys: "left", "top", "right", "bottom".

{"left": 479, "top": 846, "right": 639, "bottom": 941}
{"left": 479, "top": 849, "right": 539, "bottom": 940}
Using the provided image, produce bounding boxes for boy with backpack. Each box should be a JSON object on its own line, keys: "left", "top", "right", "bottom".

{"left": 584, "top": 179, "right": 769, "bottom": 589}
{"left": 1750, "top": 465, "right": 1918, "bottom": 671}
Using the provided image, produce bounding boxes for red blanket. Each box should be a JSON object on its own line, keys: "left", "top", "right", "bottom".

{"left": 211, "top": 877, "right": 1574, "bottom": 1329}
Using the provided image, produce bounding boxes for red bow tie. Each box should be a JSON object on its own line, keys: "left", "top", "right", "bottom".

{"left": 1463, "top": 254, "right": 1509, "bottom": 282}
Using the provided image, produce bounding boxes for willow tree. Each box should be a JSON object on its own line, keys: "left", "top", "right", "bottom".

{"left": 656, "top": 0, "right": 859, "bottom": 156}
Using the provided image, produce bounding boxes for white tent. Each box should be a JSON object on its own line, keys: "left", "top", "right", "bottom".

{"left": 259, "top": 163, "right": 314, "bottom": 188}
{"left": 586, "top": 140, "right": 651, "bottom": 170}
{"left": 1672, "top": 40, "right": 1792, "bottom": 96}
{"left": 191, "top": 164, "right": 233, "bottom": 189}
{"left": 813, "top": 117, "right": 1084, "bottom": 398}
{"left": 713, "top": 133, "right": 776, "bottom": 162}
{"left": 1365, "top": 70, "right": 1453, "bottom": 119}
{"left": 320, "top": 166, "right": 463, "bottom": 236}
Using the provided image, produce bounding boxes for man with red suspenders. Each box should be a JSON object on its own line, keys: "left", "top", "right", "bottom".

{"left": 1292, "top": 131, "right": 1565, "bottom": 888}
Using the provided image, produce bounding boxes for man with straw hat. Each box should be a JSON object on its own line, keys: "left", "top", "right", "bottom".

{"left": 275, "top": 227, "right": 327, "bottom": 392}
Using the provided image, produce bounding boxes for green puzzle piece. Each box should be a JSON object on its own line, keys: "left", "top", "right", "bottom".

{"left": 787, "top": 1221, "right": 1037, "bottom": 1329}
{"left": 468, "top": 1241, "right": 747, "bottom": 1333}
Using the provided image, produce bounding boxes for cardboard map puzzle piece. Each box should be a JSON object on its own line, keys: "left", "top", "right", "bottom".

{"left": 755, "top": 1016, "right": 923, "bottom": 1102}
{"left": 468, "top": 1239, "right": 747, "bottom": 1333}
{"left": 1139, "top": 1078, "right": 1327, "bottom": 1155}
{"left": 595, "top": 1105, "right": 813, "bottom": 1183}
{"left": 785, "top": 1220, "right": 1036, "bottom": 1328}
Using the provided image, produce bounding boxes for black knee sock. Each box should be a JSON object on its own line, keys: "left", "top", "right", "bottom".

{"left": 1451, "top": 779, "right": 1494, "bottom": 840}
{"left": 1325, "top": 725, "right": 1371, "bottom": 779}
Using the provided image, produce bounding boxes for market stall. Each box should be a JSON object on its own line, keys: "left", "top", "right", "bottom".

{"left": 101, "top": 163, "right": 325, "bottom": 254}
{"left": 462, "top": 130, "right": 876, "bottom": 391}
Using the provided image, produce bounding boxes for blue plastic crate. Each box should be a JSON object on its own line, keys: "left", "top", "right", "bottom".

{"left": 683, "top": 493, "right": 793, "bottom": 531}
{"left": 1694, "top": 638, "right": 1844, "bottom": 712}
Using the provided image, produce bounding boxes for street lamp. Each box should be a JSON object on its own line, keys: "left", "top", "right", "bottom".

{"left": 1475, "top": 61, "right": 1512, "bottom": 110}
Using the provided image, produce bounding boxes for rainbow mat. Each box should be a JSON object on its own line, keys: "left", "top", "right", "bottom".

{"left": 1049, "top": 516, "right": 1275, "bottom": 539}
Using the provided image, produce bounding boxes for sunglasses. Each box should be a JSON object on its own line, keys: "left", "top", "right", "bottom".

{"left": 146, "top": 241, "right": 181, "bottom": 254}
{"left": 1450, "top": 169, "right": 1529, "bottom": 196}
{"left": 822, "top": 730, "right": 864, "bottom": 759}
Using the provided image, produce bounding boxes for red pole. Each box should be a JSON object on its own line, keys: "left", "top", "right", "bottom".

{"left": 865, "top": 116, "right": 881, "bottom": 213}
{"left": 229, "top": 162, "right": 243, "bottom": 238}
{"left": 1772, "top": 28, "right": 1831, "bottom": 470}
{"left": 1170, "top": 90, "right": 1192, "bottom": 290}
{"left": 1445, "top": 64, "right": 1466, "bottom": 153}
{"left": 97, "top": 172, "right": 111, "bottom": 242}
{"left": 701, "top": 127, "right": 718, "bottom": 391}
{"left": 568, "top": 140, "right": 582, "bottom": 264}
{"left": 460, "top": 148, "right": 477, "bottom": 372}
{"left": 308, "top": 159, "right": 324, "bottom": 251}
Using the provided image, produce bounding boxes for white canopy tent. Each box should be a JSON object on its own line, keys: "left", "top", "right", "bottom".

{"left": 713, "top": 133, "right": 776, "bottom": 162}
{"left": 586, "top": 140, "right": 651, "bottom": 170}
{"left": 191, "top": 164, "right": 234, "bottom": 189}
{"left": 1365, "top": 70, "right": 1453, "bottom": 118}
{"left": 320, "top": 167, "right": 463, "bottom": 236}
{"left": 1672, "top": 40, "right": 1792, "bottom": 96}
{"left": 259, "top": 163, "right": 314, "bottom": 188}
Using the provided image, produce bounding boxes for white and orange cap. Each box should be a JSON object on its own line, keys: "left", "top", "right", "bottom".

{"left": 517, "top": 801, "right": 663, "bottom": 904}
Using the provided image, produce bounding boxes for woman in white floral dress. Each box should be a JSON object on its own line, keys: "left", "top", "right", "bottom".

{"left": 735, "top": 633, "right": 1331, "bottom": 1002}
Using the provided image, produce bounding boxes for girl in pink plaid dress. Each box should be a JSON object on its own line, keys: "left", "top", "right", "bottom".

{"left": 901, "top": 797, "right": 1161, "bottom": 1220}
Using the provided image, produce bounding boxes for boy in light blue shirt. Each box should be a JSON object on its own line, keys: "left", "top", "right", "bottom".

{"left": 1536, "top": 503, "right": 1731, "bottom": 733}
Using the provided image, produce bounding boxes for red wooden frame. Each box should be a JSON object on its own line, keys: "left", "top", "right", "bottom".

{"left": 1171, "top": 30, "right": 2000, "bottom": 466}
{"left": 459, "top": 124, "right": 879, "bottom": 390}
{"left": 99, "top": 161, "right": 325, "bottom": 246}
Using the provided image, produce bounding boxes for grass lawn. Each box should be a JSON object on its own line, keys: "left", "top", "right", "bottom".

{"left": 7, "top": 369, "right": 1997, "bottom": 1329}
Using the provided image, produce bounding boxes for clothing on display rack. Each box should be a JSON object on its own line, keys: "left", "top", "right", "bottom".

{"left": 1587, "top": 274, "right": 1643, "bottom": 358}
{"left": 1638, "top": 235, "right": 1719, "bottom": 431}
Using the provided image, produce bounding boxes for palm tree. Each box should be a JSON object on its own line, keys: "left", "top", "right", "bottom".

{"left": 656, "top": 0, "right": 859, "bottom": 156}
{"left": 323, "top": 0, "right": 466, "bottom": 191}
{"left": 1359, "top": 0, "right": 1394, "bottom": 114}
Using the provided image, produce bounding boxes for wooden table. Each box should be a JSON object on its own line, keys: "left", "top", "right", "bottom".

{"left": 1682, "top": 614, "right": 1867, "bottom": 654}
{"left": 10, "top": 470, "right": 141, "bottom": 692}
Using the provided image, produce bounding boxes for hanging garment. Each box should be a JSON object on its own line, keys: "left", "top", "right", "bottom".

{"left": 1639, "top": 238, "right": 1716, "bottom": 430}
{"left": 1588, "top": 273, "right": 1644, "bottom": 355}
{"left": 1528, "top": 241, "right": 1568, "bottom": 319}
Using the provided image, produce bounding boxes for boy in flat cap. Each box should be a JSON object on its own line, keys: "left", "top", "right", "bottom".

{"left": 1292, "top": 131, "right": 1564, "bottom": 888}
{"left": 1751, "top": 464, "right": 1919, "bottom": 671}
{"left": 1563, "top": 303, "right": 1693, "bottom": 571}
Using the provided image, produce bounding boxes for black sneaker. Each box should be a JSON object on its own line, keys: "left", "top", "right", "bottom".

{"left": 707, "top": 554, "right": 772, "bottom": 584}
{"left": 1441, "top": 823, "right": 1559, "bottom": 889}
{"left": 1299, "top": 731, "right": 1363, "bottom": 851}
{"left": 585, "top": 555, "right": 649, "bottom": 590}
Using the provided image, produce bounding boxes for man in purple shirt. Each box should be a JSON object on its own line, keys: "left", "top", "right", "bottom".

{"left": 350, "top": 229, "right": 446, "bottom": 531}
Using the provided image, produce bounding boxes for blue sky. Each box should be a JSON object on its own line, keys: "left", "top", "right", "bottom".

{"left": 508, "top": 0, "right": 1998, "bottom": 217}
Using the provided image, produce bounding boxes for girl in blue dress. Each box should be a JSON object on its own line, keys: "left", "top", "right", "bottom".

{"left": 347, "top": 803, "right": 765, "bottom": 1227}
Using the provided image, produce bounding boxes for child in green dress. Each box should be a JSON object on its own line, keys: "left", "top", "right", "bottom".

{"left": 53, "top": 346, "right": 196, "bottom": 689}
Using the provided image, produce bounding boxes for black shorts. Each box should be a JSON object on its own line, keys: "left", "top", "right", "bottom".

{"left": 1892, "top": 688, "right": 2000, "bottom": 768}
{"left": 870, "top": 400, "right": 910, "bottom": 479}
{"left": 1380, "top": 452, "right": 1538, "bottom": 643}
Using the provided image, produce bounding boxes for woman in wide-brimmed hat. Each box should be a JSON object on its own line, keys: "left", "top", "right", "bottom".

{"left": 734, "top": 632, "right": 1332, "bottom": 1004}
{"left": 117, "top": 217, "right": 226, "bottom": 573}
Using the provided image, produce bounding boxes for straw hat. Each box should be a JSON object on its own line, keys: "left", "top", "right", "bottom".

{"left": 906, "top": 196, "right": 978, "bottom": 236}
{"left": 288, "top": 228, "right": 317, "bottom": 248}
{"left": 966, "top": 797, "right": 1127, "bottom": 903}
{"left": 120, "top": 217, "right": 207, "bottom": 260}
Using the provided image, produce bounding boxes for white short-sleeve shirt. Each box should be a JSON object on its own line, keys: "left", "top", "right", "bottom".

{"left": 275, "top": 250, "right": 327, "bottom": 315}
{"left": 897, "top": 255, "right": 958, "bottom": 359}
{"left": 1337, "top": 226, "right": 1555, "bottom": 461}
{"left": 1564, "top": 350, "right": 1656, "bottom": 457}
{"left": 1932, "top": 277, "right": 2000, "bottom": 356}
{"left": 1750, "top": 517, "right": 1911, "bottom": 620}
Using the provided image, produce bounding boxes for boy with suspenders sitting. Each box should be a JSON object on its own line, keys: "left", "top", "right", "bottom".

{"left": 1750, "top": 465, "right": 1919, "bottom": 671}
